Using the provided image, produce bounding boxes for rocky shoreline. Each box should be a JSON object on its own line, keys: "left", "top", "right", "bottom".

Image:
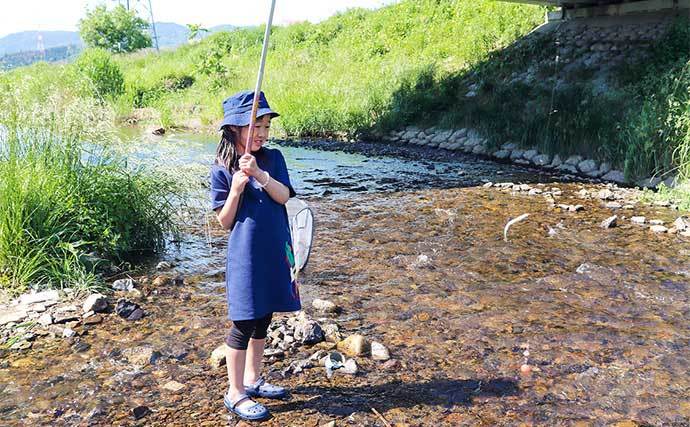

{"left": 372, "top": 126, "right": 678, "bottom": 189}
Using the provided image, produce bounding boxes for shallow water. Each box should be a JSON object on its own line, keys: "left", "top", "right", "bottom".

{"left": 1, "top": 134, "right": 688, "bottom": 426}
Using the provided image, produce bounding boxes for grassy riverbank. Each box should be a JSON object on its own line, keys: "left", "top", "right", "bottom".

{"left": 0, "top": 1, "right": 688, "bottom": 199}
{"left": 0, "top": 1, "right": 545, "bottom": 134}
{"left": 0, "top": 92, "right": 179, "bottom": 294}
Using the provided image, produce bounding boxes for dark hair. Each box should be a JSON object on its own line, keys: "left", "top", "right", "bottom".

{"left": 215, "top": 126, "right": 241, "bottom": 173}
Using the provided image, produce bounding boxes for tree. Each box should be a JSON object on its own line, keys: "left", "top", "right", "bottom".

{"left": 79, "top": 5, "right": 152, "bottom": 53}
{"left": 187, "top": 24, "right": 209, "bottom": 43}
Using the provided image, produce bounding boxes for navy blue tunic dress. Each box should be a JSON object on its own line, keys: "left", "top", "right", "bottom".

{"left": 210, "top": 147, "right": 301, "bottom": 321}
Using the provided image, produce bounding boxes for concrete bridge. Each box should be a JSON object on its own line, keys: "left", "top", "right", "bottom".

{"left": 506, "top": 0, "right": 690, "bottom": 20}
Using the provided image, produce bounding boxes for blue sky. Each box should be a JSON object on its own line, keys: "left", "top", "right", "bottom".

{"left": 0, "top": 0, "right": 397, "bottom": 38}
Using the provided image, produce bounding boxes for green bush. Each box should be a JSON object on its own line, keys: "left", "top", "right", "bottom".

{"left": 75, "top": 48, "right": 125, "bottom": 99}
{"left": 0, "top": 98, "right": 178, "bottom": 294}
{"left": 79, "top": 4, "right": 152, "bottom": 53}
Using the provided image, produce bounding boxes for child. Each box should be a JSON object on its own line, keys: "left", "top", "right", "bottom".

{"left": 209, "top": 90, "right": 301, "bottom": 421}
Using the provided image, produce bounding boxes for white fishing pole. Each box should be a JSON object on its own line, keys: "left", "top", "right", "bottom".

{"left": 245, "top": 0, "right": 277, "bottom": 154}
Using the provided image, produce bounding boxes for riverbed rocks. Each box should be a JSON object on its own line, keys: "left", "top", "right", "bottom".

{"left": 82, "top": 294, "right": 108, "bottom": 314}
{"left": 371, "top": 341, "right": 391, "bottom": 361}
{"left": 312, "top": 298, "right": 339, "bottom": 314}
{"left": 115, "top": 299, "right": 144, "bottom": 321}
{"left": 337, "top": 334, "right": 370, "bottom": 357}
{"left": 600, "top": 215, "right": 618, "bottom": 229}
{"left": 122, "top": 345, "right": 161, "bottom": 368}
{"left": 209, "top": 344, "right": 229, "bottom": 368}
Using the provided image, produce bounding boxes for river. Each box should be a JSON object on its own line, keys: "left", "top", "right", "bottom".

{"left": 0, "top": 131, "right": 688, "bottom": 426}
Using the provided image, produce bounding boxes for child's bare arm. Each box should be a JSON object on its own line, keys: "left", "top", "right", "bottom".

{"left": 215, "top": 171, "right": 249, "bottom": 229}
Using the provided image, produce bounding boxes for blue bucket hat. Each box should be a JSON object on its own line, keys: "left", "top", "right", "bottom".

{"left": 219, "top": 90, "right": 279, "bottom": 130}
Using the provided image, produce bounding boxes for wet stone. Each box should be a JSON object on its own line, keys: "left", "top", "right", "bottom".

{"left": 312, "top": 298, "right": 338, "bottom": 314}
{"left": 132, "top": 406, "right": 150, "bottom": 420}
{"left": 82, "top": 294, "right": 108, "bottom": 314}
{"left": 112, "top": 278, "right": 135, "bottom": 292}
{"left": 601, "top": 215, "right": 618, "bottom": 229}
{"left": 115, "top": 299, "right": 144, "bottom": 321}
{"left": 294, "top": 319, "right": 325, "bottom": 345}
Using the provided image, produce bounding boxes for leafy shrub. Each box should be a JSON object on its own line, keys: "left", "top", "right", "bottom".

{"left": 79, "top": 5, "right": 152, "bottom": 53}
{"left": 75, "top": 48, "right": 125, "bottom": 98}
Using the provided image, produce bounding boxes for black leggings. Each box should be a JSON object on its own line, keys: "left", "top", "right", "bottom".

{"left": 226, "top": 312, "right": 273, "bottom": 350}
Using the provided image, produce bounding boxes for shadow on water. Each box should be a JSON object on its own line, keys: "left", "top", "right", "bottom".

{"left": 271, "top": 377, "right": 520, "bottom": 415}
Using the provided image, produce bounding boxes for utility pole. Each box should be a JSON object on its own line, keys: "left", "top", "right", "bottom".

{"left": 147, "top": 0, "right": 160, "bottom": 52}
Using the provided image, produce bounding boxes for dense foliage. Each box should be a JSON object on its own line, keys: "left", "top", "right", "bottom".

{"left": 79, "top": 5, "right": 152, "bottom": 53}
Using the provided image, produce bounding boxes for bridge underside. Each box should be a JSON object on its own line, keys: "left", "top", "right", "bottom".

{"left": 506, "top": 0, "right": 690, "bottom": 20}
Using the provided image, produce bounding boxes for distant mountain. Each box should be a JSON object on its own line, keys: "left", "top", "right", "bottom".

{"left": 0, "top": 31, "right": 83, "bottom": 56}
{"left": 0, "top": 23, "right": 236, "bottom": 56}
{"left": 0, "top": 23, "right": 237, "bottom": 70}
{"left": 0, "top": 45, "right": 81, "bottom": 70}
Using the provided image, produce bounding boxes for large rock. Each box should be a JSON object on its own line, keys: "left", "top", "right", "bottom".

{"left": 451, "top": 129, "right": 468, "bottom": 140}
{"left": 598, "top": 162, "right": 612, "bottom": 175}
{"left": 294, "top": 318, "right": 325, "bottom": 345}
{"left": 0, "top": 307, "right": 28, "bottom": 325}
{"left": 210, "top": 344, "right": 229, "bottom": 368}
{"left": 337, "top": 334, "right": 370, "bottom": 357}
{"left": 19, "top": 290, "right": 59, "bottom": 305}
{"left": 522, "top": 149, "right": 539, "bottom": 162}
{"left": 323, "top": 324, "right": 343, "bottom": 343}
{"left": 602, "top": 170, "right": 627, "bottom": 184}
{"left": 549, "top": 154, "right": 563, "bottom": 169}
{"left": 636, "top": 177, "right": 662, "bottom": 189}
{"left": 115, "top": 299, "right": 144, "bottom": 321}
{"left": 673, "top": 216, "right": 690, "bottom": 231}
{"left": 596, "top": 189, "right": 615, "bottom": 200}
{"left": 510, "top": 150, "right": 525, "bottom": 160}
{"left": 493, "top": 150, "right": 511, "bottom": 160}
{"left": 565, "top": 155, "right": 583, "bottom": 165}
{"left": 161, "top": 380, "right": 186, "bottom": 393}
{"left": 557, "top": 164, "right": 579, "bottom": 174}
{"left": 312, "top": 299, "right": 338, "bottom": 314}
{"left": 112, "top": 278, "right": 135, "bottom": 292}
{"left": 600, "top": 215, "right": 618, "bottom": 229}
{"left": 401, "top": 130, "right": 418, "bottom": 140}
{"left": 578, "top": 159, "right": 598, "bottom": 174}
{"left": 122, "top": 345, "right": 161, "bottom": 367}
{"left": 650, "top": 225, "right": 668, "bottom": 233}
{"left": 82, "top": 294, "right": 108, "bottom": 314}
{"left": 532, "top": 154, "right": 552, "bottom": 166}
{"left": 472, "top": 144, "right": 488, "bottom": 155}
{"left": 371, "top": 341, "right": 391, "bottom": 361}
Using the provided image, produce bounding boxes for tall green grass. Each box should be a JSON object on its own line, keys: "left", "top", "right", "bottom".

{"left": 382, "top": 17, "right": 690, "bottom": 181}
{"left": 0, "top": 91, "right": 179, "bottom": 294}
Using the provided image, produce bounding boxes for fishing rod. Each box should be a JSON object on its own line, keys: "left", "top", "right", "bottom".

{"left": 245, "top": 0, "right": 277, "bottom": 155}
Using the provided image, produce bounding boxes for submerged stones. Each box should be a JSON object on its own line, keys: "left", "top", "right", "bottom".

{"left": 312, "top": 298, "right": 338, "bottom": 314}
{"left": 115, "top": 299, "right": 144, "bottom": 321}
{"left": 600, "top": 215, "right": 618, "bottom": 229}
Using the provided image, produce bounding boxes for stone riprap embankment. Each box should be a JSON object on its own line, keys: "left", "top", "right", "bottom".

{"left": 376, "top": 126, "right": 677, "bottom": 189}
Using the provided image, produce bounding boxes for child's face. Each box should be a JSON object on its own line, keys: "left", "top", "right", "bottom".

{"left": 238, "top": 115, "right": 272, "bottom": 153}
